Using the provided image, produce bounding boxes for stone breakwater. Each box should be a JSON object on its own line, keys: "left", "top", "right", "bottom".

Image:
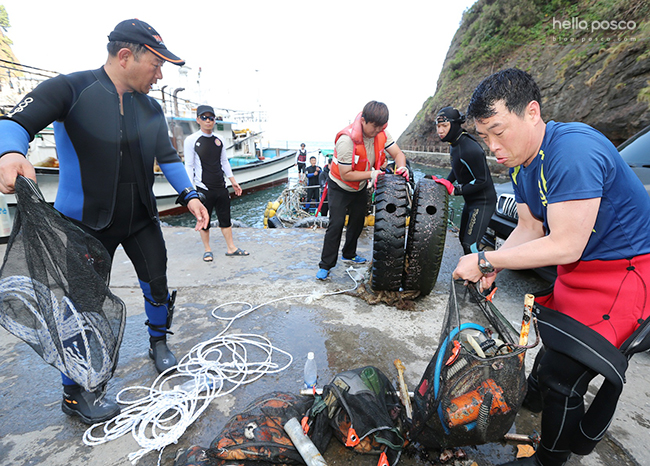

{"left": 404, "top": 150, "right": 509, "bottom": 177}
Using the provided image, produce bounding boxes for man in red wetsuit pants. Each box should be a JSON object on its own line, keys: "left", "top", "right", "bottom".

{"left": 453, "top": 68, "right": 650, "bottom": 466}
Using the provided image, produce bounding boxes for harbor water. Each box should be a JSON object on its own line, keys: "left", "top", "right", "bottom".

{"left": 162, "top": 162, "right": 474, "bottom": 228}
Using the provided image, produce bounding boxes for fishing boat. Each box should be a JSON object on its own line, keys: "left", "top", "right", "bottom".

{"left": 3, "top": 114, "right": 296, "bottom": 218}
{"left": 0, "top": 59, "right": 295, "bottom": 231}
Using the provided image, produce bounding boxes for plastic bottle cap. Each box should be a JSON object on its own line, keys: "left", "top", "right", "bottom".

{"left": 307, "top": 352, "right": 314, "bottom": 359}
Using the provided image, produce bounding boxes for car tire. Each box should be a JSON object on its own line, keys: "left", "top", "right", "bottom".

{"left": 402, "top": 178, "right": 449, "bottom": 295}
{"left": 372, "top": 174, "right": 409, "bottom": 291}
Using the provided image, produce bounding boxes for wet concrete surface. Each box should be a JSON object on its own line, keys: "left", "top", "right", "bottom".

{"left": 0, "top": 226, "right": 648, "bottom": 466}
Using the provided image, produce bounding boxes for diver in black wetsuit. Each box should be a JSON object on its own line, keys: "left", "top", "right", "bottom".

{"left": 436, "top": 106, "right": 496, "bottom": 254}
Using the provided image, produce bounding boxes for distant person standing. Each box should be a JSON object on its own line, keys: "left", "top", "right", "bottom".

{"left": 436, "top": 106, "right": 496, "bottom": 254}
{"left": 184, "top": 105, "right": 249, "bottom": 261}
{"left": 296, "top": 142, "right": 307, "bottom": 181}
{"left": 316, "top": 101, "right": 409, "bottom": 280}
{"left": 318, "top": 156, "right": 332, "bottom": 216}
{"left": 304, "top": 155, "right": 321, "bottom": 209}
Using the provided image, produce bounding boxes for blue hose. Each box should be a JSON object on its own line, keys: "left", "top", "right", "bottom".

{"left": 434, "top": 322, "right": 486, "bottom": 434}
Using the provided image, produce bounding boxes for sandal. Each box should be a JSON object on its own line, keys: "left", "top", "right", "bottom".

{"left": 203, "top": 251, "right": 213, "bottom": 262}
{"left": 225, "top": 247, "right": 249, "bottom": 256}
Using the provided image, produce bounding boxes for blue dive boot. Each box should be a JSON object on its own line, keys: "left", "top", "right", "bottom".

{"left": 342, "top": 255, "right": 367, "bottom": 264}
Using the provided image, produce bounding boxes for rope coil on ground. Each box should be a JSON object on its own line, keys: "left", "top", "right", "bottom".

{"left": 82, "top": 267, "right": 364, "bottom": 465}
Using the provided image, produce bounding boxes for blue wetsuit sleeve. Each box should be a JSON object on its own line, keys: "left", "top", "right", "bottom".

{"left": 159, "top": 161, "right": 195, "bottom": 194}
{"left": 0, "top": 120, "right": 30, "bottom": 157}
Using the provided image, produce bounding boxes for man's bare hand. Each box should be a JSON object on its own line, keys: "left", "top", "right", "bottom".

{"left": 232, "top": 181, "right": 242, "bottom": 196}
{"left": 452, "top": 253, "right": 498, "bottom": 291}
{"left": 0, "top": 153, "right": 36, "bottom": 194}
{"left": 187, "top": 198, "right": 209, "bottom": 231}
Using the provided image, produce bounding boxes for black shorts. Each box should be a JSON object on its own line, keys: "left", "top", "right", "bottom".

{"left": 297, "top": 162, "right": 306, "bottom": 173}
{"left": 198, "top": 186, "right": 232, "bottom": 229}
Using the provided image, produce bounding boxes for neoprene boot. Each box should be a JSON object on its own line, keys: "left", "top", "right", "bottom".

{"left": 149, "top": 335, "right": 177, "bottom": 373}
{"left": 61, "top": 385, "right": 120, "bottom": 425}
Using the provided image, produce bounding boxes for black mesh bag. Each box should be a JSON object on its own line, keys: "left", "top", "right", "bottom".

{"left": 410, "top": 279, "right": 532, "bottom": 449}
{"left": 172, "top": 391, "right": 319, "bottom": 466}
{"left": 309, "top": 366, "right": 407, "bottom": 466}
{"left": 0, "top": 176, "right": 125, "bottom": 392}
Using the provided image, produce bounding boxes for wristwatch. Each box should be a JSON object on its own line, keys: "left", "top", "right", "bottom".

{"left": 478, "top": 251, "right": 495, "bottom": 274}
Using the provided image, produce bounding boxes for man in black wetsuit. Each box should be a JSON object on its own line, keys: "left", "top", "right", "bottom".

{"left": 304, "top": 155, "right": 321, "bottom": 209}
{"left": 184, "top": 105, "right": 248, "bottom": 260}
{"left": 318, "top": 156, "right": 332, "bottom": 216}
{"left": 437, "top": 106, "right": 496, "bottom": 254}
{"left": 0, "top": 19, "right": 209, "bottom": 424}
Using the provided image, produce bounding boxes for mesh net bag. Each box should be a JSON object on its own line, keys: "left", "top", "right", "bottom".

{"left": 0, "top": 176, "right": 126, "bottom": 392}
{"left": 410, "top": 279, "right": 529, "bottom": 449}
{"left": 309, "top": 366, "right": 407, "bottom": 466}
{"left": 204, "top": 391, "right": 319, "bottom": 465}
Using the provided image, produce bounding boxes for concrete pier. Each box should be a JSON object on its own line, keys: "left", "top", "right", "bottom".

{"left": 0, "top": 226, "right": 648, "bottom": 465}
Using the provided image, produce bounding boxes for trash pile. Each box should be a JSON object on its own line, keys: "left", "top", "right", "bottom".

{"left": 173, "top": 279, "right": 538, "bottom": 466}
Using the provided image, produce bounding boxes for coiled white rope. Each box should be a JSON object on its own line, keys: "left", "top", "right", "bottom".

{"left": 82, "top": 267, "right": 365, "bottom": 464}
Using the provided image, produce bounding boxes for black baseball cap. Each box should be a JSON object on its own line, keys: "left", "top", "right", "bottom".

{"left": 108, "top": 19, "right": 185, "bottom": 66}
{"left": 197, "top": 105, "right": 215, "bottom": 116}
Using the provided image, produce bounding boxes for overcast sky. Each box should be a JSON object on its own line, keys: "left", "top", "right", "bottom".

{"left": 3, "top": 0, "right": 477, "bottom": 146}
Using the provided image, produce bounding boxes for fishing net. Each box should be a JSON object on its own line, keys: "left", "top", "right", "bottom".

{"left": 0, "top": 176, "right": 126, "bottom": 392}
{"left": 274, "top": 185, "right": 310, "bottom": 225}
{"left": 410, "top": 279, "right": 532, "bottom": 450}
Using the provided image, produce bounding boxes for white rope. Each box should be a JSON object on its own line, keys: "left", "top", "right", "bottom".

{"left": 82, "top": 267, "right": 364, "bottom": 464}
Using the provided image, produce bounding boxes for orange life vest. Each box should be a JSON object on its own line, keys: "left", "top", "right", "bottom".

{"left": 330, "top": 113, "right": 387, "bottom": 190}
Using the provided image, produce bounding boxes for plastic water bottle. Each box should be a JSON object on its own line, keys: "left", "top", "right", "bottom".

{"left": 0, "top": 193, "right": 12, "bottom": 239}
{"left": 304, "top": 352, "right": 317, "bottom": 389}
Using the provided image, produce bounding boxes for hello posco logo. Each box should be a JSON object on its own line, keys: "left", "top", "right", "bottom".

{"left": 552, "top": 16, "right": 637, "bottom": 33}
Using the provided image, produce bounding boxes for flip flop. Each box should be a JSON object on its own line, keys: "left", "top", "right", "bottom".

{"left": 203, "top": 251, "right": 213, "bottom": 262}
{"left": 225, "top": 247, "right": 249, "bottom": 256}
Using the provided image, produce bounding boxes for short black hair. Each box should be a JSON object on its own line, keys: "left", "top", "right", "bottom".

{"left": 467, "top": 68, "right": 542, "bottom": 121}
{"left": 309, "top": 156, "right": 316, "bottom": 160}
{"left": 107, "top": 41, "right": 148, "bottom": 60}
{"left": 362, "top": 101, "right": 389, "bottom": 126}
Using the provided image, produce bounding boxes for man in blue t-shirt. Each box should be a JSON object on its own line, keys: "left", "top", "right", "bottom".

{"left": 453, "top": 68, "right": 650, "bottom": 466}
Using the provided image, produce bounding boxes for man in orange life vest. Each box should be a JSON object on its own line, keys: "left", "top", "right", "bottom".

{"left": 316, "top": 101, "right": 409, "bottom": 280}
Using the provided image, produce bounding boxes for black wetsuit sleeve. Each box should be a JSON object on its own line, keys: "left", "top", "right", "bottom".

{"left": 455, "top": 136, "right": 492, "bottom": 197}
{"left": 1, "top": 74, "right": 74, "bottom": 139}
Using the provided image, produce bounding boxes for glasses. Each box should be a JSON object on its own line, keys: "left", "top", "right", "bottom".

{"left": 199, "top": 115, "right": 215, "bottom": 122}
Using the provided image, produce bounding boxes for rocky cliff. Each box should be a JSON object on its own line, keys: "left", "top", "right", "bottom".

{"left": 398, "top": 0, "right": 650, "bottom": 149}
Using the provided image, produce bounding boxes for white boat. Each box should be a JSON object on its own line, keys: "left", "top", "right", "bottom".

{"left": 5, "top": 117, "right": 296, "bottom": 218}
{"left": 0, "top": 60, "right": 295, "bottom": 229}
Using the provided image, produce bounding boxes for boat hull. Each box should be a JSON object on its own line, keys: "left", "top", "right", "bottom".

{"left": 5, "top": 150, "right": 296, "bottom": 219}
